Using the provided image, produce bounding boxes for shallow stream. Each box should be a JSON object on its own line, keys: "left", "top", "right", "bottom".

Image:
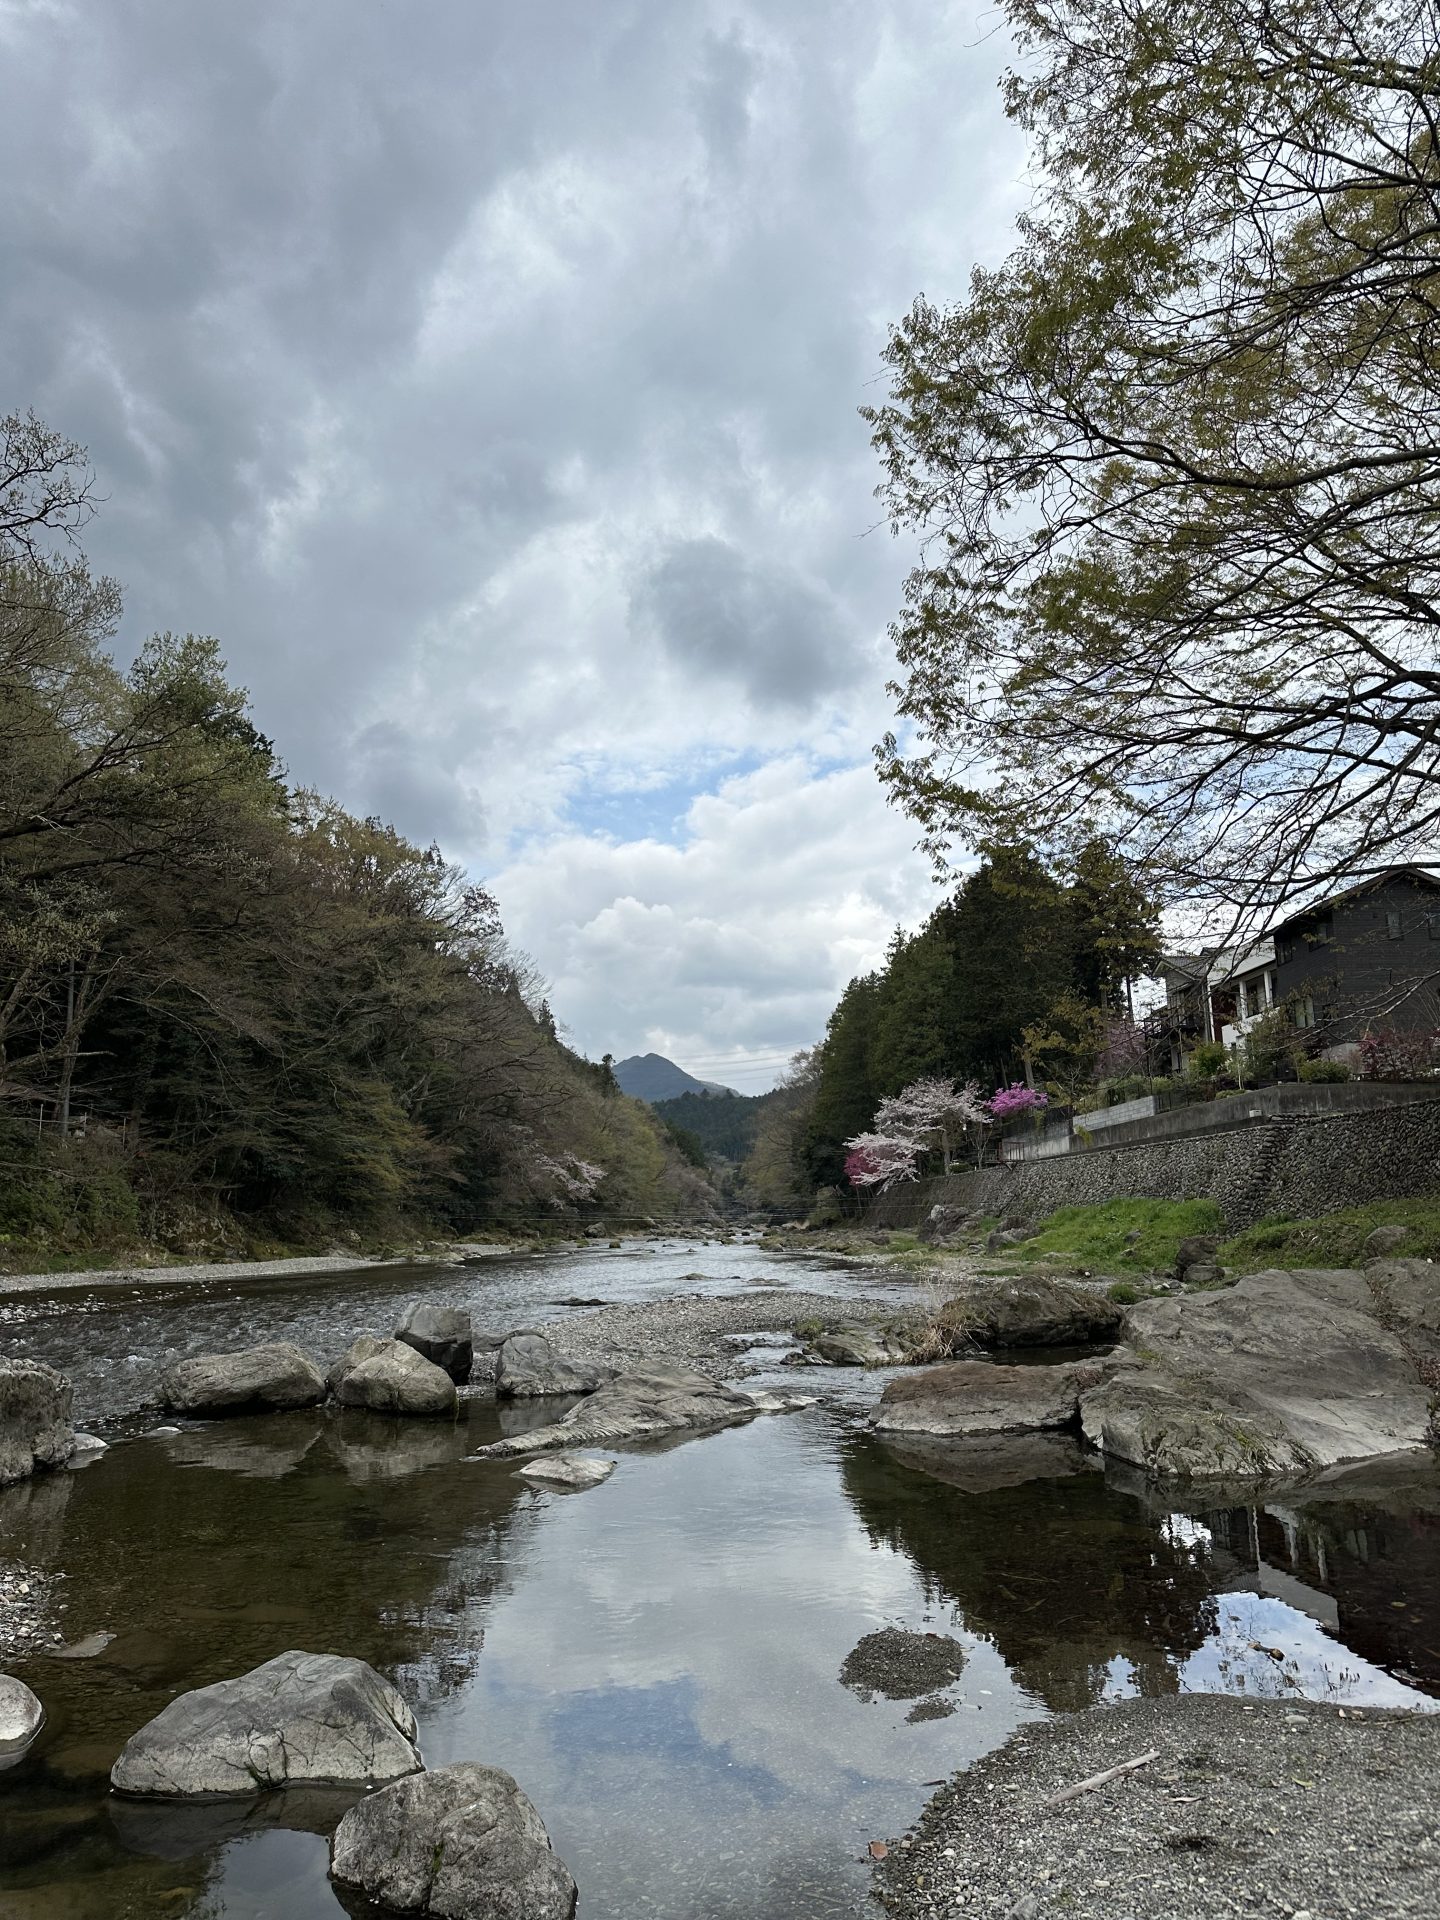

{"left": 2, "top": 1240, "right": 1437, "bottom": 1920}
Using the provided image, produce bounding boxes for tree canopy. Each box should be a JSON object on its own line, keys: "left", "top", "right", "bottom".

{"left": 0, "top": 412, "right": 709, "bottom": 1258}
{"left": 866, "top": 0, "right": 1440, "bottom": 932}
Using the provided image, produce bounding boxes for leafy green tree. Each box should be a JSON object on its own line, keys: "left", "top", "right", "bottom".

{"left": 866, "top": 0, "right": 1440, "bottom": 928}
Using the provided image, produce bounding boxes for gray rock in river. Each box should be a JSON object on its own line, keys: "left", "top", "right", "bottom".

{"left": 517, "top": 1452, "right": 616, "bottom": 1491}
{"left": 0, "top": 1358, "right": 76, "bottom": 1486}
{"left": 0, "top": 1672, "right": 45, "bottom": 1760}
{"left": 808, "top": 1322, "right": 927, "bottom": 1367}
{"left": 474, "top": 1361, "right": 764, "bottom": 1456}
{"left": 939, "top": 1275, "right": 1124, "bottom": 1349}
{"left": 329, "top": 1761, "right": 577, "bottom": 1920}
{"left": 334, "top": 1340, "right": 458, "bottom": 1417}
{"left": 396, "top": 1302, "right": 474, "bottom": 1383}
{"left": 872, "top": 1359, "right": 1105, "bottom": 1437}
{"left": 1080, "top": 1267, "right": 1434, "bottom": 1477}
{"left": 110, "top": 1650, "right": 422, "bottom": 1796}
{"left": 496, "top": 1330, "right": 612, "bottom": 1397}
{"left": 1365, "top": 1257, "right": 1440, "bottom": 1368}
{"left": 160, "top": 1343, "right": 326, "bottom": 1416}
{"left": 326, "top": 1334, "right": 390, "bottom": 1396}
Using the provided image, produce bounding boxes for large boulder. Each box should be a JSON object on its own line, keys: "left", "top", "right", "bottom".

{"left": 0, "top": 1358, "right": 75, "bottom": 1485}
{"left": 160, "top": 1343, "right": 325, "bottom": 1417}
{"left": 396, "top": 1303, "right": 473, "bottom": 1383}
{"left": 330, "top": 1761, "right": 576, "bottom": 1919}
{"left": 808, "top": 1322, "right": 926, "bottom": 1367}
{"left": 871, "top": 1359, "right": 1103, "bottom": 1438}
{"left": 1079, "top": 1268, "right": 1433, "bottom": 1478}
{"left": 110, "top": 1650, "right": 422, "bottom": 1797}
{"left": 0, "top": 1673, "right": 45, "bottom": 1763}
{"left": 326, "top": 1334, "right": 390, "bottom": 1397}
{"left": 334, "top": 1341, "right": 457, "bottom": 1417}
{"left": 941, "top": 1276, "right": 1124, "bottom": 1349}
{"left": 474, "top": 1362, "right": 762, "bottom": 1457}
{"left": 495, "top": 1331, "right": 611, "bottom": 1398}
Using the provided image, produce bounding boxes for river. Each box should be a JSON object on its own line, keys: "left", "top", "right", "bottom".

{"left": 1, "top": 1238, "right": 1437, "bottom": 1919}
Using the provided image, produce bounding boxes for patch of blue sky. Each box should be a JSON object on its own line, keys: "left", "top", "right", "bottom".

{"left": 561, "top": 748, "right": 770, "bottom": 845}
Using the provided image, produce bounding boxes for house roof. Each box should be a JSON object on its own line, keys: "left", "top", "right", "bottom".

{"left": 1269, "top": 864, "right": 1440, "bottom": 937}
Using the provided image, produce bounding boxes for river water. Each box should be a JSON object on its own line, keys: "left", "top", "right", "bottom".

{"left": 1, "top": 1239, "right": 1437, "bottom": 1920}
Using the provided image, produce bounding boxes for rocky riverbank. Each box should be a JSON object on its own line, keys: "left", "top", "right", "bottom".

{"left": 872, "top": 1694, "right": 1440, "bottom": 1920}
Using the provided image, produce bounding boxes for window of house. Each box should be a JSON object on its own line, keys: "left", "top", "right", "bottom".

{"left": 1276, "top": 934, "right": 1295, "bottom": 964}
{"left": 1311, "top": 915, "right": 1333, "bottom": 946}
{"left": 1293, "top": 995, "right": 1316, "bottom": 1029}
{"left": 1430, "top": 912, "right": 1440, "bottom": 941}
{"left": 1388, "top": 908, "right": 1404, "bottom": 940}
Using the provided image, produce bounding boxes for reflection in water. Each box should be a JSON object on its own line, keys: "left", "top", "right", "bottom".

{"left": 0, "top": 1246, "right": 1437, "bottom": 1920}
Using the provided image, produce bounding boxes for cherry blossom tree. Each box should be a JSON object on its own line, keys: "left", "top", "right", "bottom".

{"left": 873, "top": 1075, "right": 990, "bottom": 1173}
{"left": 843, "top": 1133, "right": 921, "bottom": 1191}
{"left": 534, "top": 1151, "right": 607, "bottom": 1208}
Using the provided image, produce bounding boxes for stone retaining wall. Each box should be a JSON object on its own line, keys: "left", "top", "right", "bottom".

{"left": 868, "top": 1097, "right": 1440, "bottom": 1232}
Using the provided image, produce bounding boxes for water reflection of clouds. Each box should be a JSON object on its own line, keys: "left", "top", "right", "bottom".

{"left": 1180, "top": 1593, "right": 1437, "bottom": 1710}
{"left": 415, "top": 1418, "right": 1042, "bottom": 1918}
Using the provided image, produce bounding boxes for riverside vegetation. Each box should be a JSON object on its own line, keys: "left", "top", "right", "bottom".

{"left": 0, "top": 413, "right": 711, "bottom": 1272}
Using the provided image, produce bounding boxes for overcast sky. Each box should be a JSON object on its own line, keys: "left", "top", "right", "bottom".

{"left": 0, "top": 0, "right": 1026, "bottom": 1090}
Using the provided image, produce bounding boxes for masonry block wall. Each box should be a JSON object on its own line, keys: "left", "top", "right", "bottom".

{"left": 868, "top": 1098, "right": 1440, "bottom": 1232}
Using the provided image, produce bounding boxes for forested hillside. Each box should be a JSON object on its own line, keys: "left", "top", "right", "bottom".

{"left": 0, "top": 413, "right": 711, "bottom": 1265}
{"left": 760, "top": 849, "right": 1159, "bottom": 1196}
{"left": 652, "top": 1090, "right": 763, "bottom": 1165}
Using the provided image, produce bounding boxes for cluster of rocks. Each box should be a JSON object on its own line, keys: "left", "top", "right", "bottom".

{"left": 872, "top": 1259, "right": 1440, "bottom": 1481}
{"left": 103, "top": 1649, "right": 576, "bottom": 1917}
{"left": 794, "top": 1275, "right": 1125, "bottom": 1371}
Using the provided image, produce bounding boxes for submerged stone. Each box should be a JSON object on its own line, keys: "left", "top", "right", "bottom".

{"left": 0, "top": 1358, "right": 75, "bottom": 1485}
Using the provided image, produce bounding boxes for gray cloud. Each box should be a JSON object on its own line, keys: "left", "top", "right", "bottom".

{"left": 632, "top": 535, "right": 861, "bottom": 707}
{"left": 0, "top": 0, "right": 1023, "bottom": 1071}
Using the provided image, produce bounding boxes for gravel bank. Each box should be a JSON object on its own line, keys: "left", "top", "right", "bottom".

{"left": 873, "top": 1694, "right": 1440, "bottom": 1920}
{"left": 547, "top": 1288, "right": 903, "bottom": 1378}
{"left": 0, "top": 1244, "right": 511, "bottom": 1297}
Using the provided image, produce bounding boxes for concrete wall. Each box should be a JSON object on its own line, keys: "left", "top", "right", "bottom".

{"left": 1003, "top": 1079, "right": 1440, "bottom": 1160}
{"left": 869, "top": 1094, "right": 1440, "bottom": 1233}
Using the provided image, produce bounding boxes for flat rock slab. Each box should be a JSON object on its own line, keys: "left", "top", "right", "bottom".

{"left": 873, "top": 1694, "right": 1440, "bottom": 1920}
{"left": 496, "top": 1331, "right": 612, "bottom": 1397}
{"left": 396, "top": 1302, "right": 474, "bottom": 1383}
{"left": 517, "top": 1452, "right": 616, "bottom": 1491}
{"left": 110, "top": 1650, "right": 422, "bottom": 1797}
{"left": 330, "top": 1760, "right": 577, "bottom": 1919}
{"left": 840, "top": 1629, "right": 965, "bottom": 1701}
{"left": 941, "top": 1275, "right": 1124, "bottom": 1349}
{"left": 0, "top": 1357, "right": 75, "bottom": 1485}
{"left": 1081, "top": 1268, "right": 1433, "bottom": 1477}
{"left": 474, "top": 1362, "right": 763, "bottom": 1457}
{"left": 160, "top": 1344, "right": 325, "bottom": 1416}
{"left": 334, "top": 1340, "right": 457, "bottom": 1417}
{"left": 872, "top": 1359, "right": 1105, "bottom": 1438}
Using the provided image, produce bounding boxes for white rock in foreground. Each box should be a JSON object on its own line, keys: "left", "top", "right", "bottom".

{"left": 518, "top": 1453, "right": 615, "bottom": 1491}
{"left": 330, "top": 1761, "right": 577, "bottom": 1919}
{"left": 0, "top": 1673, "right": 44, "bottom": 1757}
{"left": 110, "top": 1650, "right": 422, "bottom": 1796}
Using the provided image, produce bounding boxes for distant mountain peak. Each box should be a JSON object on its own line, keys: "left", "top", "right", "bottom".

{"left": 612, "top": 1052, "right": 737, "bottom": 1102}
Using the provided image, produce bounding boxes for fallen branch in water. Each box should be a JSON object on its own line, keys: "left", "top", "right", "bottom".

{"left": 1043, "top": 1748, "right": 1161, "bottom": 1808}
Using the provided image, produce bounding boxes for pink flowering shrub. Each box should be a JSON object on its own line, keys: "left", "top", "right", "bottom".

{"left": 987, "top": 1083, "right": 1049, "bottom": 1121}
{"left": 1358, "top": 1027, "right": 1439, "bottom": 1082}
